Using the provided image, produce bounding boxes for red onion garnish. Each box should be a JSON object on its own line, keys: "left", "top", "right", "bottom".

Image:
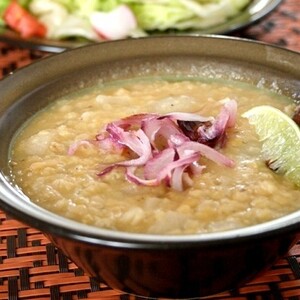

{"left": 69, "top": 99, "right": 237, "bottom": 191}
{"left": 90, "top": 5, "right": 137, "bottom": 40}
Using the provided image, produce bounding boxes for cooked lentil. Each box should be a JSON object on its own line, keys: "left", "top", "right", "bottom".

{"left": 9, "top": 79, "right": 300, "bottom": 234}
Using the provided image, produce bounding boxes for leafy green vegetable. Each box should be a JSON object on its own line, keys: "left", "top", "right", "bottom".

{"left": 96, "top": 0, "right": 120, "bottom": 12}
{"left": 18, "top": 0, "right": 33, "bottom": 8}
{"left": 51, "top": 0, "right": 75, "bottom": 11}
{"left": 53, "top": 0, "right": 120, "bottom": 13}
{"left": 0, "top": 0, "right": 9, "bottom": 16}
{"left": 125, "top": 1, "right": 194, "bottom": 31}
{"left": 75, "top": 0, "right": 101, "bottom": 15}
{"left": 1, "top": 0, "right": 251, "bottom": 39}
{"left": 121, "top": 0, "right": 251, "bottom": 31}
{"left": 0, "top": 0, "right": 9, "bottom": 26}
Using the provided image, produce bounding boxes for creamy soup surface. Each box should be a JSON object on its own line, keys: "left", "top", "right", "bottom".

{"left": 10, "top": 79, "right": 300, "bottom": 234}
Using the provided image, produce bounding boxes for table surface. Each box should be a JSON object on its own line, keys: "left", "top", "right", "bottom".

{"left": 0, "top": 0, "right": 299, "bottom": 299}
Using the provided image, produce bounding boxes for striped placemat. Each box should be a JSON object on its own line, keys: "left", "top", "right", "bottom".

{"left": 1, "top": 210, "right": 300, "bottom": 299}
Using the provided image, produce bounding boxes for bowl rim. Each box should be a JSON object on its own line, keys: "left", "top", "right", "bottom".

{"left": 0, "top": 35, "right": 299, "bottom": 247}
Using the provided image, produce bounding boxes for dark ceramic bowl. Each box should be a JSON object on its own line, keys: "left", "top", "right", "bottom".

{"left": 0, "top": 36, "right": 299, "bottom": 299}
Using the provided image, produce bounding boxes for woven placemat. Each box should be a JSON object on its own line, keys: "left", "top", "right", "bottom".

{"left": 240, "top": 0, "right": 300, "bottom": 52}
{"left": 0, "top": 0, "right": 300, "bottom": 298}
{"left": 1, "top": 209, "right": 300, "bottom": 300}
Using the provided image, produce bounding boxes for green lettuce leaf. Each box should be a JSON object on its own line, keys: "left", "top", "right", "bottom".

{"left": 0, "top": 0, "right": 9, "bottom": 26}
{"left": 122, "top": 0, "right": 251, "bottom": 31}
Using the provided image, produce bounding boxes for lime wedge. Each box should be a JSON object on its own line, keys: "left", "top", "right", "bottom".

{"left": 242, "top": 105, "right": 300, "bottom": 187}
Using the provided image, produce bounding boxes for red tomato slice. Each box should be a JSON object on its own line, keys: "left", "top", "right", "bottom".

{"left": 4, "top": 1, "right": 46, "bottom": 38}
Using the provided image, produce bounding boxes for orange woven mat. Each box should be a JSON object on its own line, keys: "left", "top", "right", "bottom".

{"left": 1, "top": 210, "right": 300, "bottom": 300}
{"left": 0, "top": 0, "right": 300, "bottom": 299}
{"left": 240, "top": 0, "right": 300, "bottom": 52}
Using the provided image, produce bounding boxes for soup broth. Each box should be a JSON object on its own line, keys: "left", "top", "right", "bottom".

{"left": 10, "top": 79, "right": 300, "bottom": 234}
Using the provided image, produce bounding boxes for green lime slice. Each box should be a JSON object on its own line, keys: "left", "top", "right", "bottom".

{"left": 242, "top": 105, "right": 300, "bottom": 187}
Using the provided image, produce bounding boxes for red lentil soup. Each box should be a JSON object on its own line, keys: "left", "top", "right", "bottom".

{"left": 9, "top": 78, "right": 300, "bottom": 235}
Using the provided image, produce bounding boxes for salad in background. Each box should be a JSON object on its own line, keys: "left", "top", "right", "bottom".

{"left": 0, "top": 0, "right": 251, "bottom": 41}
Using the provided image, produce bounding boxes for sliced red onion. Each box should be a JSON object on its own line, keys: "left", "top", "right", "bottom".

{"left": 198, "top": 99, "right": 237, "bottom": 141}
{"left": 164, "top": 112, "right": 214, "bottom": 122}
{"left": 197, "top": 111, "right": 229, "bottom": 145}
{"left": 222, "top": 98, "right": 238, "bottom": 128}
{"left": 144, "top": 148, "right": 176, "bottom": 180}
{"left": 156, "top": 152, "right": 201, "bottom": 184}
{"left": 90, "top": 5, "right": 137, "bottom": 40}
{"left": 170, "top": 165, "right": 189, "bottom": 191}
{"left": 178, "top": 99, "right": 238, "bottom": 147}
{"left": 190, "top": 161, "right": 206, "bottom": 175}
{"left": 177, "top": 141, "right": 235, "bottom": 168}
{"left": 106, "top": 124, "right": 152, "bottom": 166}
{"left": 114, "top": 113, "right": 158, "bottom": 128}
{"left": 127, "top": 151, "right": 199, "bottom": 191}
{"left": 126, "top": 166, "right": 159, "bottom": 186}
{"left": 97, "top": 165, "right": 115, "bottom": 177}
{"left": 95, "top": 133, "right": 125, "bottom": 152}
{"left": 168, "top": 134, "right": 190, "bottom": 147}
{"left": 70, "top": 99, "right": 237, "bottom": 191}
{"left": 142, "top": 117, "right": 188, "bottom": 149}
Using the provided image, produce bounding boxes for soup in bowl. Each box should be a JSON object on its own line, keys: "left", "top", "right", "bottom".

{"left": 0, "top": 36, "right": 299, "bottom": 298}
